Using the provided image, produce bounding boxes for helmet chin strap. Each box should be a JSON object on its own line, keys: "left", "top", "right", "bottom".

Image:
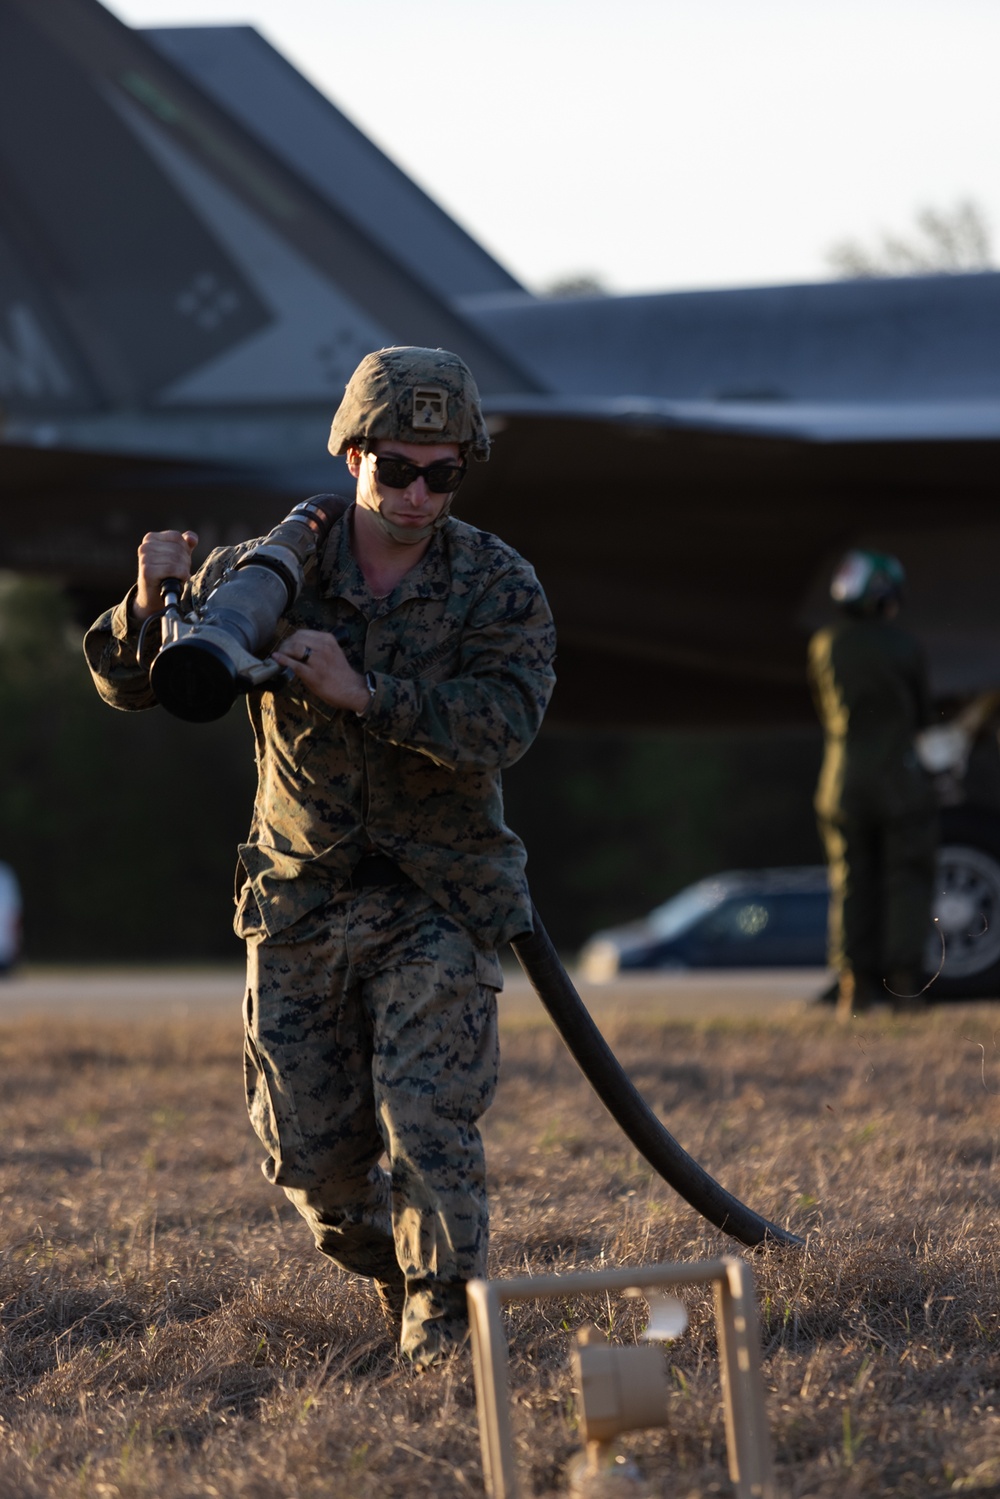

{"left": 372, "top": 498, "right": 452, "bottom": 546}
{"left": 357, "top": 452, "right": 454, "bottom": 545}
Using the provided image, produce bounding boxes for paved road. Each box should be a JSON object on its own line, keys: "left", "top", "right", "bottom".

{"left": 0, "top": 965, "right": 829, "bottom": 1024}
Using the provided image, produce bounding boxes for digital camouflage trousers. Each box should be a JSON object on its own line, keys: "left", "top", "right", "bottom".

{"left": 241, "top": 880, "right": 502, "bottom": 1361}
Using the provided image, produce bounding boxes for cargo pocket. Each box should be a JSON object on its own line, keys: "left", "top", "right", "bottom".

{"left": 234, "top": 882, "right": 265, "bottom": 940}
{"left": 241, "top": 1009, "right": 281, "bottom": 1172}
{"left": 474, "top": 945, "right": 504, "bottom": 994}
{"left": 241, "top": 988, "right": 304, "bottom": 1183}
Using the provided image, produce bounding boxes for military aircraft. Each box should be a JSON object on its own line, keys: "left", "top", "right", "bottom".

{"left": 0, "top": 0, "right": 537, "bottom": 618}
{"left": 4, "top": 0, "right": 1000, "bottom": 993}
{"left": 4, "top": 0, "right": 1000, "bottom": 729}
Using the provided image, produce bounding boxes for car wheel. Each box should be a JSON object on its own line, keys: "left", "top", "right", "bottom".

{"left": 928, "top": 804, "right": 1000, "bottom": 998}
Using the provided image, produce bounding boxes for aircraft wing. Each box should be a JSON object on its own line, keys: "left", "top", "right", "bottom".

{"left": 451, "top": 274, "right": 1000, "bottom": 725}
{"left": 457, "top": 401, "right": 1000, "bottom": 728}
{"left": 4, "top": 0, "right": 1000, "bottom": 731}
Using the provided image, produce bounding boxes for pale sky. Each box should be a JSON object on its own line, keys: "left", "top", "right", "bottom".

{"left": 107, "top": 0, "right": 999, "bottom": 296}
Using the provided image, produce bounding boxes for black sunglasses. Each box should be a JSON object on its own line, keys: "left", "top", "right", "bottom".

{"left": 370, "top": 452, "right": 467, "bottom": 494}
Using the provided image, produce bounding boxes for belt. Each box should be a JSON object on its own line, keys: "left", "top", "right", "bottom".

{"left": 347, "top": 853, "right": 410, "bottom": 888}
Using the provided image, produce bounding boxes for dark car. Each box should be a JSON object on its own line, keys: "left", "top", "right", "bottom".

{"left": 578, "top": 818, "right": 1000, "bottom": 999}
{"left": 578, "top": 867, "right": 829, "bottom": 983}
{"left": 0, "top": 861, "right": 22, "bottom": 974}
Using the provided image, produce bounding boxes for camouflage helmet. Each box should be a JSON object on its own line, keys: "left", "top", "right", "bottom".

{"left": 830, "top": 549, "right": 905, "bottom": 615}
{"left": 328, "top": 346, "right": 491, "bottom": 461}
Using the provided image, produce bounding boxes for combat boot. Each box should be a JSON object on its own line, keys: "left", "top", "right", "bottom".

{"left": 886, "top": 969, "right": 928, "bottom": 1014}
{"left": 401, "top": 1278, "right": 471, "bottom": 1372}
{"left": 374, "top": 1277, "right": 406, "bottom": 1333}
{"left": 810, "top": 976, "right": 839, "bottom": 1006}
{"left": 835, "top": 969, "right": 882, "bottom": 1021}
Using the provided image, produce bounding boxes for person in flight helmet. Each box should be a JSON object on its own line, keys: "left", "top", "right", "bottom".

{"left": 808, "top": 549, "right": 937, "bottom": 1019}
{"left": 84, "top": 347, "right": 557, "bottom": 1370}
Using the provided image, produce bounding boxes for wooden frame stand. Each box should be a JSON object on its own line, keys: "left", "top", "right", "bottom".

{"left": 466, "top": 1256, "right": 776, "bottom": 1499}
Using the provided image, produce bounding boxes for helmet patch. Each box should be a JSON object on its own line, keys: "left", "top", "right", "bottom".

{"left": 328, "top": 346, "right": 492, "bottom": 461}
{"left": 412, "top": 385, "right": 447, "bottom": 431}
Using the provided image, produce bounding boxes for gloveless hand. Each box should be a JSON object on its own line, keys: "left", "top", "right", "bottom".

{"left": 273, "top": 629, "right": 371, "bottom": 713}
{"left": 135, "top": 530, "right": 199, "bottom": 621}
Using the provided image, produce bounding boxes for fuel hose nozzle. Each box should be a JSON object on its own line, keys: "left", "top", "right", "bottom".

{"left": 149, "top": 494, "right": 349, "bottom": 722}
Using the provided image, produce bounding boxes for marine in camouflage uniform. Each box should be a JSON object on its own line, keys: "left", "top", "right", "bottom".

{"left": 84, "top": 347, "right": 557, "bottom": 1367}
{"left": 808, "top": 550, "right": 937, "bottom": 1018}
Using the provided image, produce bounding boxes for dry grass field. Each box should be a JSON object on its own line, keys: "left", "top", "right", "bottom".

{"left": 0, "top": 991, "right": 999, "bottom": 1497}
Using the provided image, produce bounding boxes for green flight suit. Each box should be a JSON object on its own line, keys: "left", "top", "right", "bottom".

{"left": 808, "top": 615, "right": 937, "bottom": 990}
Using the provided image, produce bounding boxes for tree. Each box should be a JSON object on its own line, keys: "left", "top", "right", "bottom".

{"left": 0, "top": 576, "right": 256, "bottom": 962}
{"left": 542, "top": 272, "right": 609, "bottom": 298}
{"left": 827, "top": 198, "right": 994, "bottom": 278}
{"left": 502, "top": 725, "right": 823, "bottom": 950}
{"left": 0, "top": 577, "right": 825, "bottom": 962}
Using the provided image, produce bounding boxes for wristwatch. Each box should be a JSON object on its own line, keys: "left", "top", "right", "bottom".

{"left": 357, "top": 670, "right": 377, "bottom": 717}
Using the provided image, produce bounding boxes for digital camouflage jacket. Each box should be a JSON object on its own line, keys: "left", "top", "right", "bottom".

{"left": 85, "top": 507, "right": 557, "bottom": 950}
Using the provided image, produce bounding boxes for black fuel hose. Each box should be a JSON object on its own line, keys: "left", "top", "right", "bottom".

{"left": 511, "top": 904, "right": 804, "bottom": 1249}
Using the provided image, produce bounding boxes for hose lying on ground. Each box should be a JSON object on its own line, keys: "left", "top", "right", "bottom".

{"left": 139, "top": 496, "right": 801, "bottom": 1250}
{"left": 511, "top": 904, "right": 804, "bottom": 1249}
